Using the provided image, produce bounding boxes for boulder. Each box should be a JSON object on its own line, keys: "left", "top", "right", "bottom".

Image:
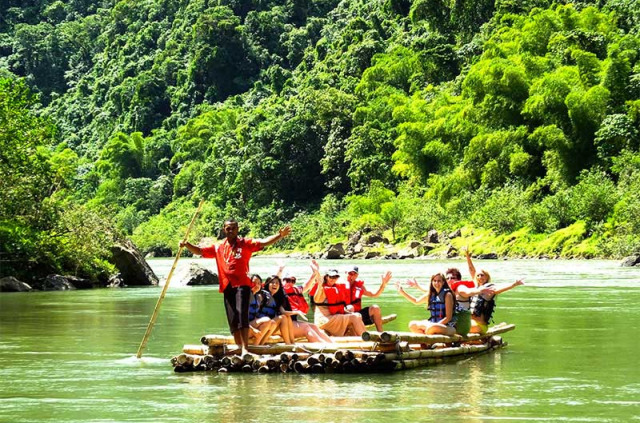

{"left": 364, "top": 233, "right": 389, "bottom": 245}
{"left": 476, "top": 253, "right": 498, "bottom": 260}
{"left": 408, "top": 241, "right": 422, "bottom": 249}
{"left": 364, "top": 251, "right": 381, "bottom": 259}
{"left": 397, "top": 249, "right": 416, "bottom": 259}
{"left": 420, "top": 243, "right": 437, "bottom": 255}
{"left": 107, "top": 273, "right": 126, "bottom": 288}
{"left": 325, "top": 243, "right": 346, "bottom": 259}
{"left": 425, "top": 230, "right": 439, "bottom": 244}
{"left": 110, "top": 240, "right": 159, "bottom": 286}
{"left": 621, "top": 255, "right": 640, "bottom": 267}
{"left": 0, "top": 276, "right": 32, "bottom": 292}
{"left": 64, "top": 275, "right": 94, "bottom": 289}
{"left": 145, "top": 245, "right": 173, "bottom": 258}
{"left": 347, "top": 231, "right": 362, "bottom": 247}
{"left": 446, "top": 245, "right": 458, "bottom": 258}
{"left": 448, "top": 229, "right": 462, "bottom": 239}
{"left": 184, "top": 263, "right": 219, "bottom": 286}
{"left": 41, "top": 274, "right": 76, "bottom": 291}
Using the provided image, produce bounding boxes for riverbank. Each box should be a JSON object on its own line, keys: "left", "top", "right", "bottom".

{"left": 262, "top": 222, "right": 639, "bottom": 263}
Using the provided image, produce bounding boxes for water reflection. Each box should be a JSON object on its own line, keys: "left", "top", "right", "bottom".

{"left": 1, "top": 258, "right": 639, "bottom": 422}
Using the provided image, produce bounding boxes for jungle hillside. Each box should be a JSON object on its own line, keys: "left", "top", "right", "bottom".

{"left": 2, "top": 0, "right": 640, "bottom": 283}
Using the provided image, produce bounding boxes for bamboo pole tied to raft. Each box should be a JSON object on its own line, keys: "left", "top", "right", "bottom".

{"left": 136, "top": 199, "right": 205, "bottom": 359}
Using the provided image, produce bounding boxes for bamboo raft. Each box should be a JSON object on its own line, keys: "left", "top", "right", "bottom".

{"left": 170, "top": 322, "right": 515, "bottom": 374}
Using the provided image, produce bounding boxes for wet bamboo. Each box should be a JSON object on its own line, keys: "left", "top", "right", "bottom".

{"left": 136, "top": 199, "right": 204, "bottom": 359}
{"left": 364, "top": 313, "right": 397, "bottom": 329}
{"left": 394, "top": 358, "right": 443, "bottom": 369}
{"left": 183, "top": 344, "right": 208, "bottom": 355}
{"left": 362, "top": 324, "right": 515, "bottom": 344}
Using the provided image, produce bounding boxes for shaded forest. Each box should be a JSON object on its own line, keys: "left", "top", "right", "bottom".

{"left": 2, "top": 0, "right": 640, "bottom": 282}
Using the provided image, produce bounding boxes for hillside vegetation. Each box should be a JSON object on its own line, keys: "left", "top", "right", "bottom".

{"left": 2, "top": 0, "right": 640, "bottom": 281}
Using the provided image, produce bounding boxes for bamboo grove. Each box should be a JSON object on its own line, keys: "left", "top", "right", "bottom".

{"left": 2, "top": 0, "right": 640, "bottom": 282}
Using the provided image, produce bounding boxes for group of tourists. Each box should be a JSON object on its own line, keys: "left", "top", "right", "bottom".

{"left": 397, "top": 247, "right": 524, "bottom": 336}
{"left": 180, "top": 219, "right": 523, "bottom": 356}
{"left": 245, "top": 260, "right": 391, "bottom": 346}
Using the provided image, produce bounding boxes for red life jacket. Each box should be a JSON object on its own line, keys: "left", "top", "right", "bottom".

{"left": 283, "top": 284, "right": 309, "bottom": 314}
{"left": 350, "top": 280, "right": 365, "bottom": 312}
{"left": 449, "top": 280, "right": 475, "bottom": 310}
{"left": 320, "top": 283, "right": 349, "bottom": 315}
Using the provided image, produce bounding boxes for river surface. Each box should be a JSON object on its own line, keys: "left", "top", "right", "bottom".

{"left": 1, "top": 257, "right": 639, "bottom": 422}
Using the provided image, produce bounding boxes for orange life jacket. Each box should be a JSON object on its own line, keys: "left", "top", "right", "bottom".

{"left": 350, "top": 280, "right": 365, "bottom": 312}
{"left": 283, "top": 284, "right": 309, "bottom": 314}
{"left": 319, "top": 283, "right": 349, "bottom": 315}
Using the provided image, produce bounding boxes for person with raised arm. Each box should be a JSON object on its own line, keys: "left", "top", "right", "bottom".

{"left": 282, "top": 260, "right": 333, "bottom": 343}
{"left": 312, "top": 266, "right": 367, "bottom": 337}
{"left": 180, "top": 219, "right": 290, "bottom": 356}
{"left": 397, "top": 273, "right": 457, "bottom": 335}
{"left": 406, "top": 260, "right": 494, "bottom": 335}
{"left": 345, "top": 265, "right": 392, "bottom": 332}
{"left": 464, "top": 247, "right": 525, "bottom": 334}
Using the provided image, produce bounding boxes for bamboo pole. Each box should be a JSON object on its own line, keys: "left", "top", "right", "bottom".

{"left": 362, "top": 324, "right": 515, "bottom": 344}
{"left": 136, "top": 199, "right": 205, "bottom": 358}
{"left": 365, "top": 313, "right": 397, "bottom": 329}
{"left": 183, "top": 344, "right": 208, "bottom": 355}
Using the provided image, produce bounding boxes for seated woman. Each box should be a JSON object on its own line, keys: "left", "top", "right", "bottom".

{"left": 258, "top": 275, "right": 296, "bottom": 344}
{"left": 282, "top": 260, "right": 333, "bottom": 343}
{"left": 397, "top": 273, "right": 457, "bottom": 336}
{"left": 312, "top": 266, "right": 366, "bottom": 337}
{"left": 464, "top": 248, "right": 524, "bottom": 334}
{"left": 406, "top": 267, "right": 492, "bottom": 335}
{"left": 248, "top": 274, "right": 278, "bottom": 345}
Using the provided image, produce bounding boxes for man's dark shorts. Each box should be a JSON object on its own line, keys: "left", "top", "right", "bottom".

{"left": 223, "top": 285, "right": 251, "bottom": 333}
{"left": 360, "top": 306, "right": 373, "bottom": 326}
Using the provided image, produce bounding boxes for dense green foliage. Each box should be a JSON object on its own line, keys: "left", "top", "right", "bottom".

{"left": 0, "top": 79, "right": 117, "bottom": 282}
{"left": 2, "top": 0, "right": 640, "bottom": 280}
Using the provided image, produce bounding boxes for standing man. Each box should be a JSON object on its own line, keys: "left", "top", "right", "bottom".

{"left": 346, "top": 266, "right": 392, "bottom": 332}
{"left": 180, "top": 219, "right": 291, "bottom": 356}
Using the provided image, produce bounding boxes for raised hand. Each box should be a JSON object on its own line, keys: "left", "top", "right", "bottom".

{"left": 310, "top": 259, "right": 320, "bottom": 274}
{"left": 405, "top": 278, "right": 419, "bottom": 288}
{"left": 381, "top": 271, "right": 392, "bottom": 285}
{"left": 279, "top": 226, "right": 292, "bottom": 238}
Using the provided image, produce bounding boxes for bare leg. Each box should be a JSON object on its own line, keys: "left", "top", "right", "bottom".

{"left": 261, "top": 320, "right": 279, "bottom": 344}
{"left": 292, "top": 321, "right": 316, "bottom": 342}
{"left": 232, "top": 330, "right": 244, "bottom": 353}
{"left": 252, "top": 321, "right": 272, "bottom": 345}
{"left": 425, "top": 323, "right": 456, "bottom": 336}
{"left": 310, "top": 325, "right": 333, "bottom": 343}
{"left": 239, "top": 327, "right": 250, "bottom": 353}
{"left": 278, "top": 315, "right": 295, "bottom": 344}
{"left": 409, "top": 320, "right": 428, "bottom": 334}
{"left": 369, "top": 305, "right": 383, "bottom": 332}
{"left": 348, "top": 313, "right": 367, "bottom": 336}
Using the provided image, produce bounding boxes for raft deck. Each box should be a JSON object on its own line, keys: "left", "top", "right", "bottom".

{"left": 171, "top": 322, "right": 515, "bottom": 374}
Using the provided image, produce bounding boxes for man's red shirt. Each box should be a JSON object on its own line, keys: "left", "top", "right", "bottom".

{"left": 200, "top": 237, "right": 262, "bottom": 292}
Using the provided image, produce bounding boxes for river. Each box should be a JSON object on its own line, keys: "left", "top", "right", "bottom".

{"left": 1, "top": 257, "right": 639, "bottom": 422}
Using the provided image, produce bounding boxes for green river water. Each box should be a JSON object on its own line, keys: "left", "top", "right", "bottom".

{"left": 1, "top": 257, "right": 639, "bottom": 422}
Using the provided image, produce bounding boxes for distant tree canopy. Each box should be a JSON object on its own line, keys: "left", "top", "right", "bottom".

{"left": 1, "top": 0, "right": 640, "bottom": 267}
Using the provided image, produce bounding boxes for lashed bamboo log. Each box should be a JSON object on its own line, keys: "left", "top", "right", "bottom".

{"left": 394, "top": 358, "right": 444, "bottom": 369}
{"left": 201, "top": 334, "right": 367, "bottom": 347}
{"left": 364, "top": 313, "right": 397, "bottom": 329}
{"left": 182, "top": 344, "right": 208, "bottom": 355}
{"left": 362, "top": 324, "right": 515, "bottom": 344}
{"left": 211, "top": 341, "right": 401, "bottom": 355}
